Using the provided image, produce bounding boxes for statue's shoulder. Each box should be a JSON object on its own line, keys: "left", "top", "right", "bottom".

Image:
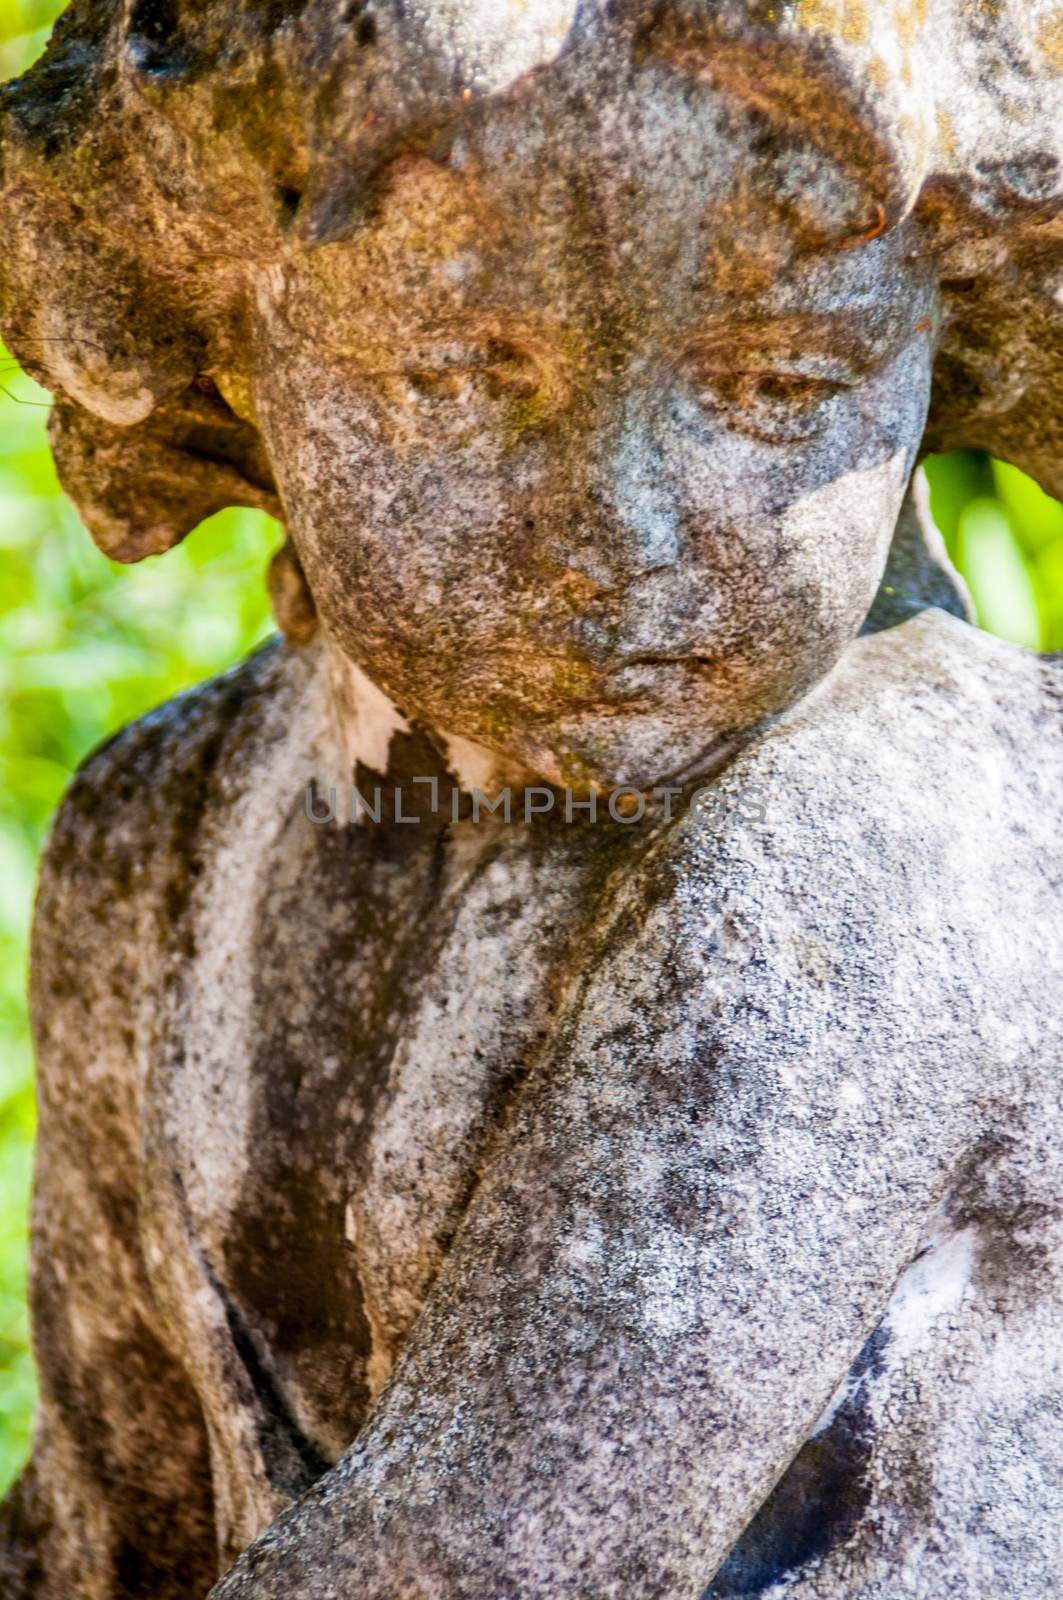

{"left": 686, "top": 608, "right": 1057, "bottom": 855}
{"left": 624, "top": 610, "right": 1060, "bottom": 1077}
{"left": 30, "top": 636, "right": 322, "bottom": 1048}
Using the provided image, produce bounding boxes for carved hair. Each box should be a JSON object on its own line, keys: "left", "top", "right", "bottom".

{"left": 2, "top": 0, "right": 1062, "bottom": 561}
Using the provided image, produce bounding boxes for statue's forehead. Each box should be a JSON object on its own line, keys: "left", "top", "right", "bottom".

{"left": 469, "top": 65, "right": 742, "bottom": 183}
{"left": 362, "top": 63, "right": 868, "bottom": 250}
{"left": 389, "top": 48, "right": 899, "bottom": 299}
{"left": 296, "top": 78, "right": 897, "bottom": 346}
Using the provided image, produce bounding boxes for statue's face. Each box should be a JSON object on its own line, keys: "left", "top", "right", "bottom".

{"left": 248, "top": 56, "right": 937, "bottom": 789}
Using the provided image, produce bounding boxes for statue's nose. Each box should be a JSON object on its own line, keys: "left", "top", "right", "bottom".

{"left": 545, "top": 414, "right": 682, "bottom": 589}
{"left": 604, "top": 420, "right": 682, "bottom": 574}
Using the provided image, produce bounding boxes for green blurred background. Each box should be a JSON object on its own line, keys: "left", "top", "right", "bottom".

{"left": 1, "top": 0, "right": 1062, "bottom": 1498}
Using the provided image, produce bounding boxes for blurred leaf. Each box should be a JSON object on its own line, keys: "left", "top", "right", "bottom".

{"left": 1034, "top": 538, "right": 1063, "bottom": 652}
{"left": 993, "top": 460, "right": 1063, "bottom": 555}
{"left": 925, "top": 453, "right": 1061, "bottom": 651}
{"left": 922, "top": 449, "right": 995, "bottom": 554}
{"left": 955, "top": 497, "right": 1043, "bottom": 649}
{"left": 0, "top": 824, "right": 35, "bottom": 939}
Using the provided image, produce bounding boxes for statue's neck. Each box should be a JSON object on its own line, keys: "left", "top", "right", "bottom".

{"left": 324, "top": 645, "right": 533, "bottom": 803}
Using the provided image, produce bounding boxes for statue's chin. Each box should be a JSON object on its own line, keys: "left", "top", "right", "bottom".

{"left": 340, "top": 630, "right": 844, "bottom": 794}
{"left": 483, "top": 655, "right": 838, "bottom": 793}
{"left": 474, "top": 705, "right": 754, "bottom": 796}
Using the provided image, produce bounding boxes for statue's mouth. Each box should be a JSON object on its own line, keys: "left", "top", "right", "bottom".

{"left": 594, "top": 654, "right": 725, "bottom": 700}
{"left": 608, "top": 652, "right": 718, "bottom": 672}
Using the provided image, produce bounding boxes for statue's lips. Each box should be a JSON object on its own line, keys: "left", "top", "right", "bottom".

{"left": 600, "top": 655, "right": 720, "bottom": 691}
{"left": 464, "top": 646, "right": 725, "bottom": 707}
{"left": 589, "top": 662, "right": 722, "bottom": 713}
{"left": 605, "top": 654, "right": 717, "bottom": 671}
{"left": 473, "top": 646, "right": 717, "bottom": 676}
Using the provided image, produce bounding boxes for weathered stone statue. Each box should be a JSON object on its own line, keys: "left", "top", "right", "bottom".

{"left": 1, "top": 0, "right": 1062, "bottom": 1595}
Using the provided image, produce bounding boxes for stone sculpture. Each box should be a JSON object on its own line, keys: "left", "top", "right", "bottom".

{"left": 1, "top": 1, "right": 1062, "bottom": 1596}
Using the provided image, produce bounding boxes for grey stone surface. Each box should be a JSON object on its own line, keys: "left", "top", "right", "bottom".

{"left": 0, "top": 2, "right": 1061, "bottom": 1598}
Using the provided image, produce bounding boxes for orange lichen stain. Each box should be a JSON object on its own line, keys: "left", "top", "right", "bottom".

{"left": 795, "top": 0, "right": 841, "bottom": 32}
{"left": 897, "top": 111, "right": 930, "bottom": 172}
{"left": 1036, "top": 15, "right": 1063, "bottom": 72}
{"left": 861, "top": 202, "right": 887, "bottom": 242}
{"left": 842, "top": 0, "right": 869, "bottom": 43}
{"left": 830, "top": 201, "right": 887, "bottom": 252}
{"left": 935, "top": 108, "right": 957, "bottom": 159}
{"left": 700, "top": 191, "right": 794, "bottom": 294}
{"left": 795, "top": 0, "right": 868, "bottom": 40}
{"left": 214, "top": 370, "right": 257, "bottom": 426}
{"left": 914, "top": 316, "right": 932, "bottom": 333}
{"left": 894, "top": 0, "right": 928, "bottom": 47}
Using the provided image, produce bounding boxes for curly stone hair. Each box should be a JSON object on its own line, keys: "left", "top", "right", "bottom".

{"left": 1, "top": 0, "right": 1062, "bottom": 563}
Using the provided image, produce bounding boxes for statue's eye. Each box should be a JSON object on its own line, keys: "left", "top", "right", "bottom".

{"left": 404, "top": 367, "right": 464, "bottom": 399}
{"left": 403, "top": 339, "right": 542, "bottom": 403}
{"left": 683, "top": 358, "right": 849, "bottom": 443}
{"left": 479, "top": 339, "right": 543, "bottom": 400}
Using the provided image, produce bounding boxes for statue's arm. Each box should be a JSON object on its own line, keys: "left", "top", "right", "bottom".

{"left": 0, "top": 702, "right": 226, "bottom": 1600}
{"left": 211, "top": 616, "right": 1039, "bottom": 1600}
{"left": 208, "top": 852, "right": 966, "bottom": 1598}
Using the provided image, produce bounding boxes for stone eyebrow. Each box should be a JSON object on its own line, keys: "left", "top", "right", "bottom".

{"left": 676, "top": 312, "right": 914, "bottom": 380}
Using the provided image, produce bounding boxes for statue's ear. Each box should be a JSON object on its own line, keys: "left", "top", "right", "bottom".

{"left": 910, "top": 5, "right": 1063, "bottom": 501}
{"left": 47, "top": 379, "right": 282, "bottom": 563}
{"left": 923, "top": 221, "right": 1063, "bottom": 504}
{"left": 3, "top": 186, "right": 281, "bottom": 560}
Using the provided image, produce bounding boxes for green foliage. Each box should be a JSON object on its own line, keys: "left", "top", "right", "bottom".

{"left": 2, "top": 0, "right": 1063, "bottom": 1507}
{"left": 923, "top": 450, "right": 1063, "bottom": 651}
{"left": 0, "top": 0, "right": 68, "bottom": 1495}
{"left": 0, "top": 0, "right": 61, "bottom": 79}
